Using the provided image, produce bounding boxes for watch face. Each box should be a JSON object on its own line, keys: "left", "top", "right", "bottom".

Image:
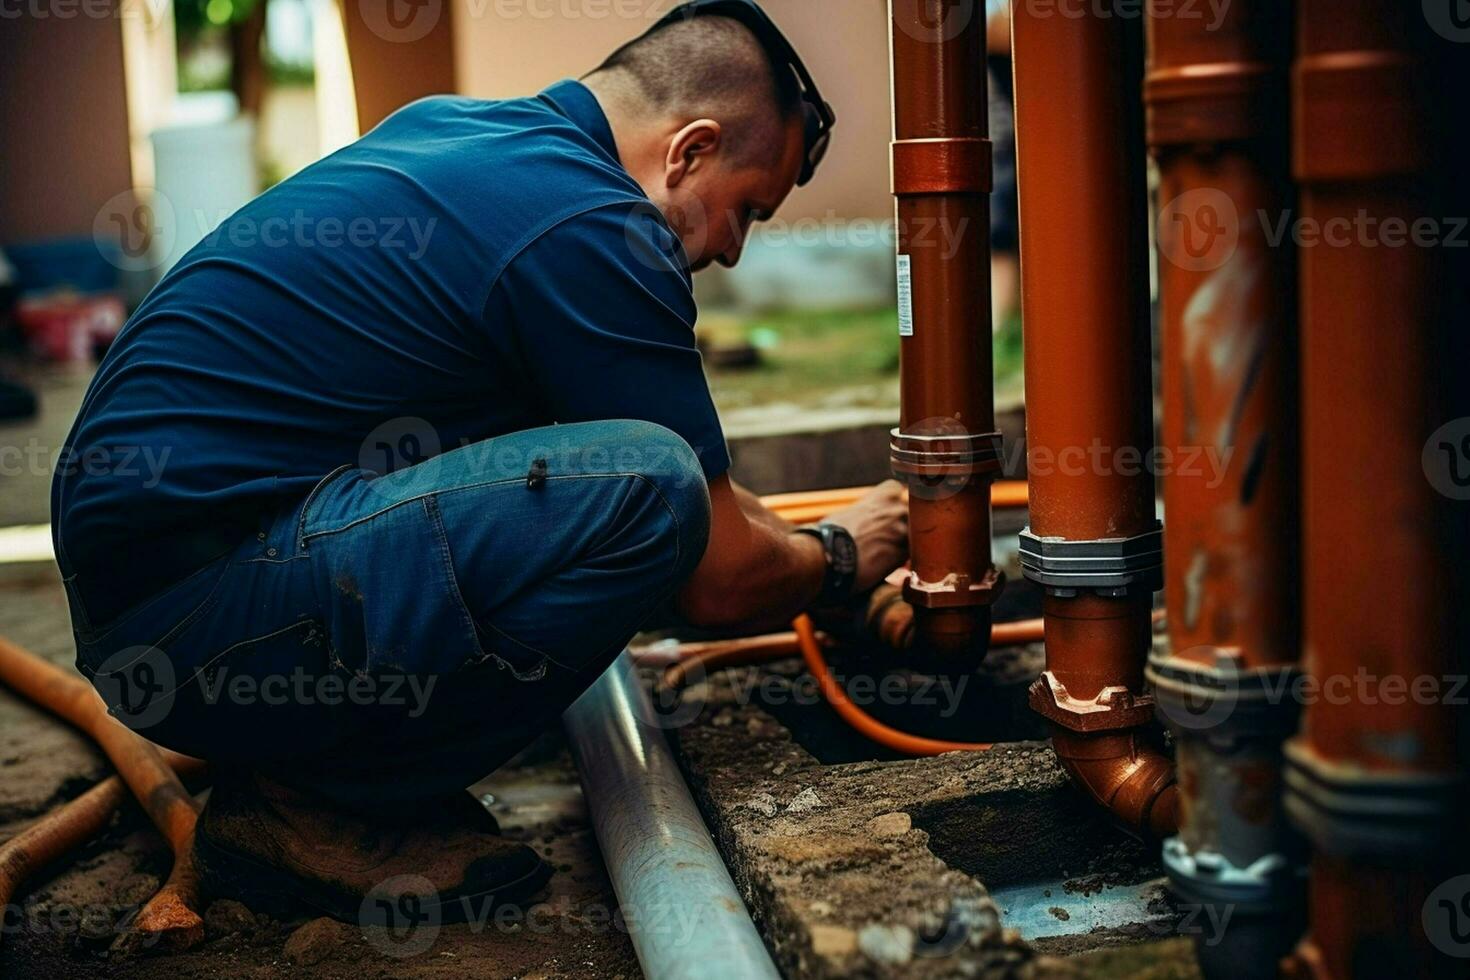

{"left": 830, "top": 528, "right": 858, "bottom": 576}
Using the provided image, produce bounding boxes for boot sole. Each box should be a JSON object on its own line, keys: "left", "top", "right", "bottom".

{"left": 194, "top": 826, "right": 554, "bottom": 926}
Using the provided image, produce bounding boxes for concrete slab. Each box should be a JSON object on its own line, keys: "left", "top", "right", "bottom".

{"left": 664, "top": 645, "right": 1202, "bottom": 979}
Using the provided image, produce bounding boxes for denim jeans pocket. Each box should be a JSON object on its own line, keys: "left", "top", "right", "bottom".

{"left": 305, "top": 486, "right": 489, "bottom": 679}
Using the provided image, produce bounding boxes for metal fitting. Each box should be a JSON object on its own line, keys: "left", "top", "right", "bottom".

{"left": 889, "top": 429, "right": 1003, "bottom": 493}
{"left": 1146, "top": 647, "right": 1302, "bottom": 746}
{"left": 1018, "top": 522, "right": 1163, "bottom": 595}
{"left": 1283, "top": 739, "right": 1462, "bottom": 859}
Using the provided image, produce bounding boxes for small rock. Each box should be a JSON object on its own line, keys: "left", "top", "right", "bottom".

{"left": 809, "top": 923, "right": 858, "bottom": 957}
{"left": 858, "top": 923, "right": 915, "bottom": 966}
{"left": 1048, "top": 906, "right": 1071, "bottom": 922}
{"left": 284, "top": 916, "right": 350, "bottom": 965}
{"left": 741, "top": 792, "right": 780, "bottom": 818}
{"left": 866, "top": 812, "right": 912, "bottom": 839}
{"left": 205, "top": 900, "right": 257, "bottom": 938}
{"left": 784, "top": 787, "right": 823, "bottom": 815}
{"left": 808, "top": 900, "right": 834, "bottom": 918}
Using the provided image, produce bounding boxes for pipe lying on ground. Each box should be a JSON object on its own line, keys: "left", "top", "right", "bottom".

{"left": 0, "top": 636, "right": 207, "bottom": 949}
{"left": 1141, "top": 1, "right": 1306, "bottom": 975}
{"left": 563, "top": 653, "right": 780, "bottom": 980}
{"left": 887, "top": 0, "right": 1005, "bottom": 662}
{"left": 0, "top": 777, "right": 132, "bottom": 947}
{"left": 1011, "top": 1, "right": 1177, "bottom": 839}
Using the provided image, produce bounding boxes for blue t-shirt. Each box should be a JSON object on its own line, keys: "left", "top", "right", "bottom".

{"left": 53, "top": 80, "right": 729, "bottom": 617}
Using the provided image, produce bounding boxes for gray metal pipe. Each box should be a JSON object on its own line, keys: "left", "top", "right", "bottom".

{"left": 563, "top": 653, "right": 781, "bottom": 980}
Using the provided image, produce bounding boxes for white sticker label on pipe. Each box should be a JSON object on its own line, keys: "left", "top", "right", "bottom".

{"left": 896, "top": 254, "right": 914, "bottom": 337}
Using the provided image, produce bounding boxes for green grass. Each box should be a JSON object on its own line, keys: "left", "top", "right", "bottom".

{"left": 703, "top": 306, "right": 1025, "bottom": 413}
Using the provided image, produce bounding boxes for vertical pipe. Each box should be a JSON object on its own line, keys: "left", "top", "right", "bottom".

{"left": 888, "top": 0, "right": 1003, "bottom": 661}
{"left": 1283, "top": 4, "right": 1468, "bottom": 977}
{"left": 1141, "top": 3, "right": 1305, "bottom": 976}
{"left": 1011, "top": 0, "right": 1175, "bottom": 838}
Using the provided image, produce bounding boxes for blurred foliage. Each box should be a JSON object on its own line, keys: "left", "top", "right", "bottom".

{"left": 176, "top": 0, "right": 261, "bottom": 35}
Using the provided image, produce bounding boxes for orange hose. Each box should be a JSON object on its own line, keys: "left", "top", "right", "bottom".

{"left": 0, "top": 635, "right": 206, "bottom": 948}
{"left": 657, "top": 616, "right": 1048, "bottom": 691}
{"left": 764, "top": 481, "right": 1028, "bottom": 524}
{"left": 793, "top": 614, "right": 993, "bottom": 756}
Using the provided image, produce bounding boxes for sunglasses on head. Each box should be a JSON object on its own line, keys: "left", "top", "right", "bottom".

{"left": 630, "top": 0, "right": 836, "bottom": 186}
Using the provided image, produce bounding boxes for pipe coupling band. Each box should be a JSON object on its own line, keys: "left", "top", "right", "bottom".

{"left": 889, "top": 429, "right": 1003, "bottom": 486}
{"left": 1283, "top": 738, "right": 1462, "bottom": 859}
{"left": 1144, "top": 61, "right": 1284, "bottom": 147}
{"left": 1146, "top": 649, "right": 1301, "bottom": 745}
{"left": 1018, "top": 522, "right": 1163, "bottom": 593}
{"left": 891, "top": 138, "right": 992, "bottom": 196}
{"left": 1161, "top": 838, "right": 1303, "bottom": 914}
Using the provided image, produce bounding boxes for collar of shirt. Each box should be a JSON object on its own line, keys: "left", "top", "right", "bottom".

{"left": 540, "top": 79, "right": 622, "bottom": 165}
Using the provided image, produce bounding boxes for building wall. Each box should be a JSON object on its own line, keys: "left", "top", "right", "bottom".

{"left": 450, "top": 0, "right": 894, "bottom": 223}
{"left": 0, "top": 12, "right": 134, "bottom": 244}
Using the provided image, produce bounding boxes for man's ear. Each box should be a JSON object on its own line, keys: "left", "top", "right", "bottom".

{"left": 665, "top": 119, "right": 723, "bottom": 187}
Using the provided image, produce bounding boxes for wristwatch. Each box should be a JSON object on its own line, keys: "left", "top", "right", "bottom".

{"left": 794, "top": 523, "right": 859, "bottom": 605}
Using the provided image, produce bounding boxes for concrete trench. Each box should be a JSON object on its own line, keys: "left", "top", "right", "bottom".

{"left": 659, "top": 586, "right": 1201, "bottom": 979}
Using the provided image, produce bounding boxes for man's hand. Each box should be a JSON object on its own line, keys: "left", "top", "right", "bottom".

{"left": 820, "top": 480, "right": 909, "bottom": 593}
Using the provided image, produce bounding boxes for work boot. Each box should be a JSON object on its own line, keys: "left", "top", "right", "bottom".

{"left": 193, "top": 771, "right": 552, "bottom": 924}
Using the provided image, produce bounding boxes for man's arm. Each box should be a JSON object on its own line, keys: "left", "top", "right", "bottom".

{"left": 676, "top": 477, "right": 908, "bottom": 631}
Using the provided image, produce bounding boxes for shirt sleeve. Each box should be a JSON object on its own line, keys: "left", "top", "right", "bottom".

{"left": 489, "top": 201, "right": 731, "bottom": 480}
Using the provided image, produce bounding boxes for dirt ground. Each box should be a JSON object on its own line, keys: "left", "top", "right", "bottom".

{"left": 0, "top": 567, "right": 640, "bottom": 979}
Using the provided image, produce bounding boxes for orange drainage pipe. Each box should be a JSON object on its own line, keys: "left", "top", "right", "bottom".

{"left": 793, "top": 615, "right": 992, "bottom": 757}
{"left": 1282, "top": 5, "right": 1467, "bottom": 978}
{"left": 887, "top": 0, "right": 1004, "bottom": 661}
{"left": 1141, "top": 0, "right": 1306, "bottom": 974}
{"left": 0, "top": 636, "right": 207, "bottom": 949}
{"left": 1011, "top": 3, "right": 1177, "bottom": 840}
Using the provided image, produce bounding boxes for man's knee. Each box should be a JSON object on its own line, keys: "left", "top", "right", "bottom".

{"left": 610, "top": 421, "right": 711, "bottom": 580}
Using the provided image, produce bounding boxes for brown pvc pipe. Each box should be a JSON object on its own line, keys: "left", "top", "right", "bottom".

{"left": 1144, "top": 4, "right": 1304, "bottom": 971}
{"left": 0, "top": 636, "right": 206, "bottom": 948}
{"left": 888, "top": 0, "right": 1003, "bottom": 660}
{"left": 1284, "top": 5, "right": 1465, "bottom": 977}
{"left": 1011, "top": 2, "right": 1176, "bottom": 838}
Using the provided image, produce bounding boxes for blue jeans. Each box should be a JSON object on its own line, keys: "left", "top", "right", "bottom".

{"left": 63, "top": 420, "right": 711, "bottom": 809}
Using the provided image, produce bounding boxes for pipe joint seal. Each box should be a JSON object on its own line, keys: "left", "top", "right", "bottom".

{"left": 1019, "top": 523, "right": 1163, "bottom": 595}
{"left": 890, "top": 429, "right": 1003, "bottom": 490}
{"left": 892, "top": 137, "right": 992, "bottom": 196}
{"left": 1144, "top": 62, "right": 1284, "bottom": 147}
{"left": 1282, "top": 738, "right": 1463, "bottom": 859}
{"left": 1028, "top": 670, "right": 1156, "bottom": 732}
{"left": 1147, "top": 648, "right": 1302, "bottom": 747}
{"left": 903, "top": 564, "right": 1005, "bottom": 610}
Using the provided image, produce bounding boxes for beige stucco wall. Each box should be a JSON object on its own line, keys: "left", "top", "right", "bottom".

{"left": 450, "top": 0, "right": 893, "bottom": 223}
{"left": 0, "top": 13, "right": 133, "bottom": 243}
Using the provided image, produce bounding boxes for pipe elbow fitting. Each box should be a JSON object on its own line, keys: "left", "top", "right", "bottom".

{"left": 1051, "top": 728, "right": 1180, "bottom": 839}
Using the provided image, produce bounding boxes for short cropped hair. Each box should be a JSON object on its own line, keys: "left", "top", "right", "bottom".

{"left": 589, "top": 15, "right": 803, "bottom": 166}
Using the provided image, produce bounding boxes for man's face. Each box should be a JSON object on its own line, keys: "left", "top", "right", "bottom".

{"left": 650, "top": 115, "right": 806, "bottom": 272}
